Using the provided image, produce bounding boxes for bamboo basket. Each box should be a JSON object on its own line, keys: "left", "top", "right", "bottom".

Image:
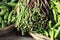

{"left": 0, "top": 24, "right": 15, "bottom": 36}
{"left": 29, "top": 32, "right": 51, "bottom": 40}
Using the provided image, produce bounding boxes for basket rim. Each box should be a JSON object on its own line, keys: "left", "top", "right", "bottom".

{"left": 29, "top": 32, "right": 51, "bottom": 40}
{"left": 0, "top": 24, "right": 15, "bottom": 36}
{"left": 0, "top": 24, "right": 15, "bottom": 30}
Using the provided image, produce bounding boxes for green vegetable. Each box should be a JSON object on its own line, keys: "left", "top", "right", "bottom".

{"left": 8, "top": 10, "right": 14, "bottom": 24}
{"left": 10, "top": 0, "right": 17, "bottom": 3}
{"left": 0, "top": 2, "right": 11, "bottom": 8}
{"left": 0, "top": 9, "right": 7, "bottom": 16}
{"left": 58, "top": 15, "right": 60, "bottom": 22}
{"left": 2, "top": 21, "right": 6, "bottom": 28}
{"left": 7, "top": 3, "right": 16, "bottom": 7}
{"left": 44, "top": 30, "right": 48, "bottom": 37}
{"left": 0, "top": 17, "right": 2, "bottom": 23}
{"left": 50, "top": 28, "right": 55, "bottom": 40}
{"left": 4, "top": 12, "right": 9, "bottom": 20}
{"left": 48, "top": 21, "right": 52, "bottom": 28}
{"left": 53, "top": 1, "right": 60, "bottom": 13}
{"left": 52, "top": 9, "right": 57, "bottom": 22}
{"left": 0, "top": 6, "right": 8, "bottom": 9}
{"left": 53, "top": 22, "right": 60, "bottom": 28}
{"left": 11, "top": 15, "right": 16, "bottom": 22}
{"left": 55, "top": 27, "right": 60, "bottom": 38}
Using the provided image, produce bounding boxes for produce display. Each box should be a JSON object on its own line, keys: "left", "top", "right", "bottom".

{"left": 0, "top": 0, "right": 17, "bottom": 28}
{"left": 16, "top": 0, "right": 60, "bottom": 40}
{"left": 0, "top": 0, "right": 60, "bottom": 40}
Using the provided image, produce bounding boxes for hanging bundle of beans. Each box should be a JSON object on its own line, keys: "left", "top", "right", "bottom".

{"left": 15, "top": 0, "right": 50, "bottom": 36}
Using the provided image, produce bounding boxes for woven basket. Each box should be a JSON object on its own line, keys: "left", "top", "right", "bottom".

{"left": 29, "top": 32, "right": 51, "bottom": 40}
{"left": 0, "top": 24, "right": 15, "bottom": 36}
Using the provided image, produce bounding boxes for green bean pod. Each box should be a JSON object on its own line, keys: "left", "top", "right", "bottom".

{"left": 0, "top": 9, "right": 8, "bottom": 16}
{"left": 55, "top": 27, "right": 60, "bottom": 38}
{"left": 11, "top": 15, "right": 16, "bottom": 23}
{"left": 0, "top": 17, "right": 2, "bottom": 23}
{"left": 8, "top": 10, "right": 14, "bottom": 24}
{"left": 7, "top": 3, "right": 16, "bottom": 7}
{"left": 4, "top": 12, "right": 9, "bottom": 20}
{"left": 50, "top": 28, "right": 55, "bottom": 40}
{"left": 0, "top": 6, "right": 8, "bottom": 9}
{"left": 2, "top": 21, "right": 6, "bottom": 28}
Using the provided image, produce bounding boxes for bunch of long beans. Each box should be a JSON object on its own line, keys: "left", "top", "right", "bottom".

{"left": 16, "top": 0, "right": 49, "bottom": 35}
{"left": 48, "top": 0, "right": 60, "bottom": 40}
{"left": 0, "top": 0, "right": 60, "bottom": 40}
{"left": 16, "top": 0, "right": 60, "bottom": 40}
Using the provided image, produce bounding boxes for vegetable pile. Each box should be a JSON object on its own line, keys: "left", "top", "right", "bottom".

{"left": 0, "top": 0, "right": 17, "bottom": 28}
{"left": 0, "top": 0, "right": 60, "bottom": 40}
{"left": 16, "top": 0, "right": 49, "bottom": 35}
{"left": 16, "top": 0, "right": 60, "bottom": 40}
